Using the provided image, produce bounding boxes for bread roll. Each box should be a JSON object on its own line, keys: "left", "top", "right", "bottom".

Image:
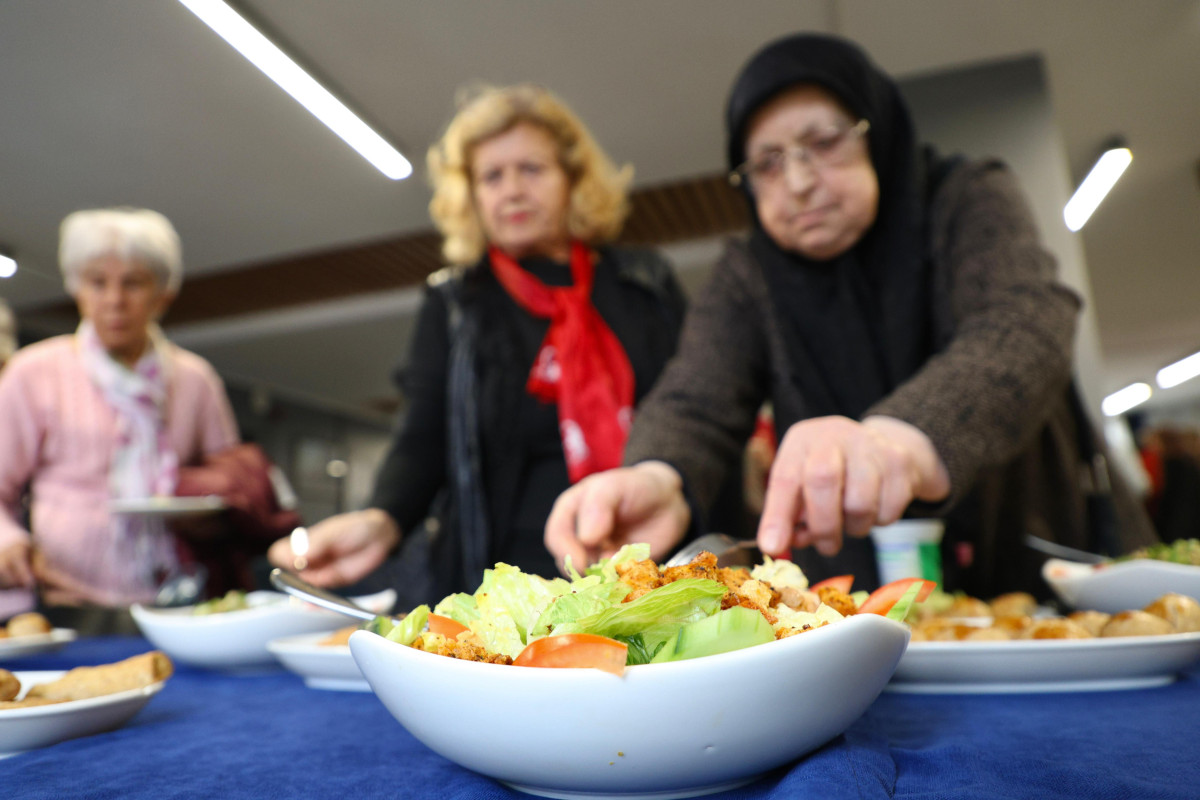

{"left": 6, "top": 612, "right": 52, "bottom": 637}
{"left": 0, "top": 669, "right": 19, "bottom": 702}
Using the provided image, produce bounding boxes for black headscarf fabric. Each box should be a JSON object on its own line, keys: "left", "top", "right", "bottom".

{"left": 726, "top": 33, "right": 933, "bottom": 424}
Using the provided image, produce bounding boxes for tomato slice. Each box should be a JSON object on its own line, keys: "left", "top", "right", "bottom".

{"left": 513, "top": 634, "right": 628, "bottom": 675}
{"left": 856, "top": 578, "right": 936, "bottom": 616}
{"left": 811, "top": 575, "right": 854, "bottom": 593}
{"left": 428, "top": 613, "right": 469, "bottom": 639}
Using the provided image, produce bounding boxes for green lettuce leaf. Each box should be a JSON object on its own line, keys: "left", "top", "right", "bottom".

{"left": 385, "top": 605, "right": 429, "bottom": 646}
{"left": 552, "top": 578, "right": 726, "bottom": 657}
{"left": 433, "top": 592, "right": 479, "bottom": 626}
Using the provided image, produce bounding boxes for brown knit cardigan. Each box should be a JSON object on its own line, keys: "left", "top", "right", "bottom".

{"left": 625, "top": 159, "right": 1157, "bottom": 598}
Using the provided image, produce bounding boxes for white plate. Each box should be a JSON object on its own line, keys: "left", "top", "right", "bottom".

{"left": 1043, "top": 557, "right": 1200, "bottom": 613}
{"left": 267, "top": 631, "right": 369, "bottom": 692}
{"left": 131, "top": 589, "right": 394, "bottom": 669}
{"left": 889, "top": 630, "right": 1200, "bottom": 693}
{"left": 109, "top": 496, "right": 226, "bottom": 516}
{"left": 0, "top": 629, "right": 77, "bottom": 663}
{"left": 0, "top": 670, "right": 166, "bottom": 758}
{"left": 351, "top": 613, "right": 909, "bottom": 799}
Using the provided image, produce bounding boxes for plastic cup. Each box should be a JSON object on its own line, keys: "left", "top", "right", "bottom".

{"left": 870, "top": 519, "right": 944, "bottom": 586}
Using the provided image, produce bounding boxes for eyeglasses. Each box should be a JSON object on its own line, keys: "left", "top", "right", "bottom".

{"left": 729, "top": 119, "right": 871, "bottom": 188}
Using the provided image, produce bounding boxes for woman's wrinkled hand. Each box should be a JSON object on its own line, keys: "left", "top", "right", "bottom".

{"left": 756, "top": 415, "right": 950, "bottom": 557}
{"left": 0, "top": 540, "right": 34, "bottom": 590}
{"left": 544, "top": 461, "right": 692, "bottom": 575}
{"left": 267, "top": 508, "right": 401, "bottom": 588}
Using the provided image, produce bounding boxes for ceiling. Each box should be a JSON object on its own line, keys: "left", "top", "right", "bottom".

{"left": 2, "top": 0, "right": 1199, "bottom": 421}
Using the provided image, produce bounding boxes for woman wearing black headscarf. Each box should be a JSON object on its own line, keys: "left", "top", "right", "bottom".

{"left": 546, "top": 33, "right": 1157, "bottom": 597}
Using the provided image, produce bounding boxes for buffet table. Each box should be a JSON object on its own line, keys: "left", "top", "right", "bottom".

{"left": 3, "top": 635, "right": 1198, "bottom": 799}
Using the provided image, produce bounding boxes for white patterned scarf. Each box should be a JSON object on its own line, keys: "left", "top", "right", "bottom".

{"left": 78, "top": 320, "right": 180, "bottom": 593}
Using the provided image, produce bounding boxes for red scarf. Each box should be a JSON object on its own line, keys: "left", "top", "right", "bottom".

{"left": 488, "top": 241, "right": 634, "bottom": 483}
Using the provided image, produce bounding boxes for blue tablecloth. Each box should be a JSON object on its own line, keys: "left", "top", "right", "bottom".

{"left": 3, "top": 636, "right": 1198, "bottom": 799}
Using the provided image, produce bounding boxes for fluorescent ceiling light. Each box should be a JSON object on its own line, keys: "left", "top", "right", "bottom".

{"left": 1101, "top": 382, "right": 1152, "bottom": 417}
{"left": 177, "top": 0, "right": 412, "bottom": 180}
{"left": 0, "top": 255, "right": 16, "bottom": 279}
{"left": 1157, "top": 351, "right": 1200, "bottom": 389}
{"left": 1063, "top": 145, "right": 1132, "bottom": 232}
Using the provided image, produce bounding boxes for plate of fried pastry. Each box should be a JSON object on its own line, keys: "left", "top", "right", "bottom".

{"left": 0, "top": 613, "right": 76, "bottom": 663}
{"left": 890, "top": 591, "right": 1200, "bottom": 693}
{"left": 0, "top": 651, "right": 172, "bottom": 757}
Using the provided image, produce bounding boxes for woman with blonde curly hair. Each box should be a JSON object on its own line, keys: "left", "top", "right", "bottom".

{"left": 270, "top": 84, "right": 687, "bottom": 602}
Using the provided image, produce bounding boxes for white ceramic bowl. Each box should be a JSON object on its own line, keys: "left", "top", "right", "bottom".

{"left": 267, "top": 631, "right": 369, "bottom": 692}
{"left": 131, "top": 589, "right": 394, "bottom": 669}
{"left": 350, "top": 613, "right": 909, "bottom": 799}
{"left": 1042, "top": 558, "right": 1200, "bottom": 613}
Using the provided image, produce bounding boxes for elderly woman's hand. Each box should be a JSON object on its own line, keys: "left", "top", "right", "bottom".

{"left": 757, "top": 415, "right": 950, "bottom": 556}
{"left": 267, "top": 509, "right": 401, "bottom": 588}
{"left": 544, "top": 461, "right": 692, "bottom": 575}
{"left": 0, "top": 541, "right": 35, "bottom": 590}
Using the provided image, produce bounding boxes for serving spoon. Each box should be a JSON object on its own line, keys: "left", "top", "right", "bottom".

{"left": 664, "top": 533, "right": 761, "bottom": 568}
{"left": 268, "top": 568, "right": 384, "bottom": 623}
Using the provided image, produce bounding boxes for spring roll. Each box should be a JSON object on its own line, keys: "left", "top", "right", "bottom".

{"left": 24, "top": 651, "right": 173, "bottom": 702}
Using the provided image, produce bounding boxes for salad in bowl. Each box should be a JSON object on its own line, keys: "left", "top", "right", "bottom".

{"left": 348, "top": 545, "right": 918, "bottom": 798}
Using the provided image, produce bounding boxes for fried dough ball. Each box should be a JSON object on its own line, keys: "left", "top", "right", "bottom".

{"left": 1067, "top": 610, "right": 1111, "bottom": 637}
{"left": 990, "top": 592, "right": 1037, "bottom": 619}
{"left": 910, "top": 619, "right": 976, "bottom": 641}
{"left": 6, "top": 613, "right": 52, "bottom": 637}
{"left": 1020, "top": 618, "right": 1093, "bottom": 639}
{"left": 945, "top": 596, "right": 992, "bottom": 618}
{"left": 989, "top": 615, "right": 1033, "bottom": 635}
{"left": 965, "top": 626, "right": 1012, "bottom": 641}
{"left": 1100, "top": 610, "right": 1174, "bottom": 638}
{"left": 1143, "top": 593, "right": 1200, "bottom": 633}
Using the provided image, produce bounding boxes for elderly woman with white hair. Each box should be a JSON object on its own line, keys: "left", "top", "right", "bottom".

{"left": 0, "top": 208, "right": 238, "bottom": 621}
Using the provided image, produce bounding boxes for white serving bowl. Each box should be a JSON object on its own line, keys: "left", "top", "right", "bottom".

{"left": 131, "top": 589, "right": 394, "bottom": 669}
{"left": 350, "top": 612, "right": 909, "bottom": 799}
{"left": 1042, "top": 558, "right": 1200, "bottom": 613}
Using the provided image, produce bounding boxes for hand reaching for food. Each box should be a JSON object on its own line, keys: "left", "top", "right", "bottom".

{"left": 543, "top": 460, "right": 692, "bottom": 576}
{"left": 757, "top": 415, "right": 951, "bottom": 557}
{"left": 267, "top": 508, "right": 401, "bottom": 588}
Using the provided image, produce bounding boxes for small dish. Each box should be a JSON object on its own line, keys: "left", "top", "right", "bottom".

{"left": 267, "top": 631, "right": 369, "bottom": 692}
{"left": 110, "top": 496, "right": 227, "bottom": 517}
{"left": 1043, "top": 558, "right": 1200, "bottom": 613}
{"left": 890, "top": 630, "right": 1200, "bottom": 693}
{"left": 350, "top": 613, "right": 909, "bottom": 799}
{"left": 0, "top": 629, "right": 77, "bottom": 663}
{"left": 0, "top": 670, "right": 166, "bottom": 758}
{"left": 131, "top": 589, "right": 394, "bottom": 669}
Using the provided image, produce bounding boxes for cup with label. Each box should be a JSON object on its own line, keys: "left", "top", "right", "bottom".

{"left": 870, "top": 519, "right": 944, "bottom": 586}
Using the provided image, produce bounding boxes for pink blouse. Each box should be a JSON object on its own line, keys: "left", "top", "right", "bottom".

{"left": 0, "top": 335, "right": 238, "bottom": 614}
